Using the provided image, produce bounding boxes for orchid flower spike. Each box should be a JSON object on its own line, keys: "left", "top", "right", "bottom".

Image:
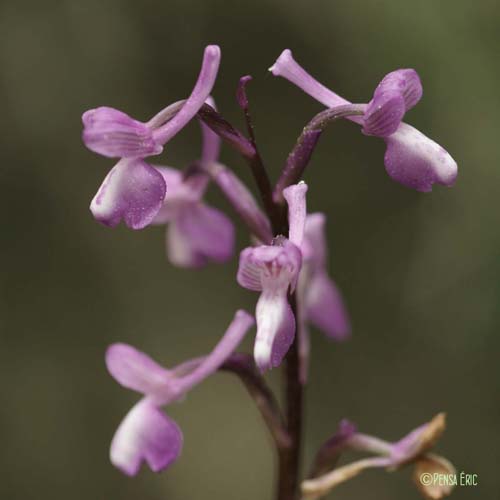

{"left": 237, "top": 182, "right": 307, "bottom": 372}
{"left": 270, "top": 49, "right": 457, "bottom": 192}
{"left": 151, "top": 97, "right": 235, "bottom": 268}
{"left": 86, "top": 45, "right": 221, "bottom": 229}
{"left": 106, "top": 309, "right": 254, "bottom": 476}
{"left": 303, "top": 413, "right": 455, "bottom": 500}
{"left": 296, "top": 213, "right": 351, "bottom": 383}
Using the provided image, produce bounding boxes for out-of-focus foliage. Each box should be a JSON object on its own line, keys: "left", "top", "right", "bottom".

{"left": 1, "top": 1, "right": 498, "bottom": 499}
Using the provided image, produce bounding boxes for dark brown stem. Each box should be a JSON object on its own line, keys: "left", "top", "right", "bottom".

{"left": 200, "top": 100, "right": 310, "bottom": 499}
{"left": 277, "top": 294, "right": 303, "bottom": 500}
{"left": 273, "top": 105, "right": 365, "bottom": 204}
{"left": 197, "top": 103, "right": 281, "bottom": 232}
{"left": 220, "top": 353, "right": 291, "bottom": 449}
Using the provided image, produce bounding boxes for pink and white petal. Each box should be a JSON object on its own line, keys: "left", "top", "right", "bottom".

{"left": 283, "top": 182, "right": 308, "bottom": 247}
{"left": 303, "top": 213, "right": 327, "bottom": 267}
{"left": 375, "top": 69, "right": 423, "bottom": 111}
{"left": 296, "top": 270, "right": 311, "bottom": 384}
{"left": 207, "top": 162, "right": 273, "bottom": 244}
{"left": 90, "top": 159, "right": 166, "bottom": 229}
{"left": 237, "top": 246, "right": 285, "bottom": 291}
{"left": 153, "top": 46, "right": 221, "bottom": 145}
{"left": 154, "top": 165, "right": 184, "bottom": 188}
{"left": 269, "top": 49, "right": 349, "bottom": 109}
{"left": 384, "top": 123, "right": 458, "bottom": 192}
{"left": 166, "top": 219, "right": 205, "bottom": 268}
{"left": 254, "top": 290, "right": 296, "bottom": 372}
{"left": 110, "top": 400, "right": 183, "bottom": 476}
{"left": 305, "top": 273, "right": 351, "bottom": 341}
{"left": 298, "top": 313, "right": 311, "bottom": 385}
{"left": 151, "top": 166, "right": 187, "bottom": 225}
{"left": 82, "top": 106, "right": 162, "bottom": 159}
{"left": 237, "top": 243, "right": 302, "bottom": 292}
{"left": 174, "top": 203, "right": 235, "bottom": 266}
{"left": 362, "top": 90, "right": 405, "bottom": 137}
{"left": 105, "top": 343, "right": 177, "bottom": 403}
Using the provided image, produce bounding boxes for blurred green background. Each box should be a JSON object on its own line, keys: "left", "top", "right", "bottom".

{"left": 1, "top": 0, "right": 499, "bottom": 499}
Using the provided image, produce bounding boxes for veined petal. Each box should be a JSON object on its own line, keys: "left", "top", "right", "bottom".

{"left": 90, "top": 159, "right": 166, "bottom": 229}
{"left": 105, "top": 344, "right": 181, "bottom": 404}
{"left": 375, "top": 69, "right": 423, "bottom": 111}
{"left": 166, "top": 203, "right": 235, "bottom": 268}
{"left": 254, "top": 289, "right": 295, "bottom": 372}
{"left": 384, "top": 123, "right": 458, "bottom": 191}
{"left": 304, "top": 272, "right": 351, "bottom": 341}
{"left": 237, "top": 242, "right": 302, "bottom": 292}
{"left": 153, "top": 45, "right": 221, "bottom": 145}
{"left": 283, "top": 182, "right": 308, "bottom": 247}
{"left": 176, "top": 310, "right": 255, "bottom": 392}
{"left": 363, "top": 90, "right": 405, "bottom": 137}
{"left": 152, "top": 166, "right": 206, "bottom": 225}
{"left": 82, "top": 106, "right": 162, "bottom": 159}
{"left": 110, "top": 400, "right": 183, "bottom": 476}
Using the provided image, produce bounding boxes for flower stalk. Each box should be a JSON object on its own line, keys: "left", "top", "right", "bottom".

{"left": 220, "top": 353, "right": 291, "bottom": 450}
{"left": 274, "top": 104, "right": 365, "bottom": 203}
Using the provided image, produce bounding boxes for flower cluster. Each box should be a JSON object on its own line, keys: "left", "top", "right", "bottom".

{"left": 82, "top": 45, "right": 457, "bottom": 498}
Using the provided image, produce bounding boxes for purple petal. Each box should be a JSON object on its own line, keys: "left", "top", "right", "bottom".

{"left": 90, "top": 159, "right": 167, "bottom": 229}
{"left": 237, "top": 242, "right": 302, "bottom": 292}
{"left": 362, "top": 90, "right": 405, "bottom": 137}
{"left": 82, "top": 107, "right": 162, "bottom": 158}
{"left": 269, "top": 49, "right": 349, "bottom": 108}
{"left": 105, "top": 344, "right": 181, "bottom": 404}
{"left": 152, "top": 166, "right": 208, "bottom": 225}
{"left": 390, "top": 413, "right": 446, "bottom": 465}
{"left": 375, "top": 69, "right": 423, "bottom": 111}
{"left": 254, "top": 289, "right": 295, "bottom": 372}
{"left": 206, "top": 162, "right": 273, "bottom": 244}
{"left": 110, "top": 400, "right": 183, "bottom": 476}
{"left": 283, "top": 182, "right": 308, "bottom": 247}
{"left": 153, "top": 45, "right": 221, "bottom": 146}
{"left": 296, "top": 289, "right": 310, "bottom": 384}
{"left": 384, "top": 123, "right": 458, "bottom": 191}
{"left": 302, "top": 213, "right": 327, "bottom": 267}
{"left": 166, "top": 203, "right": 235, "bottom": 268}
{"left": 150, "top": 166, "right": 184, "bottom": 224}
{"left": 237, "top": 240, "right": 302, "bottom": 372}
{"left": 176, "top": 310, "right": 255, "bottom": 392}
{"left": 304, "top": 273, "right": 351, "bottom": 341}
